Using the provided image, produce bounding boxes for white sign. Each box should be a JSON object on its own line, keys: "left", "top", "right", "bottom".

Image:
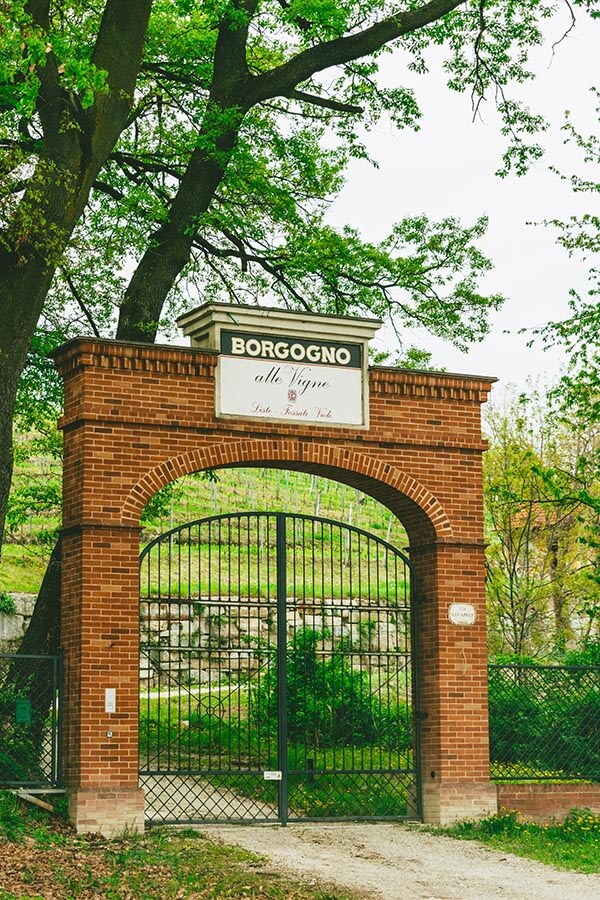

{"left": 217, "top": 330, "right": 365, "bottom": 426}
{"left": 448, "top": 603, "right": 477, "bottom": 626}
{"left": 263, "top": 770, "right": 282, "bottom": 781}
{"left": 104, "top": 687, "right": 116, "bottom": 713}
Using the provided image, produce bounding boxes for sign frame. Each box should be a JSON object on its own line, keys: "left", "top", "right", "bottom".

{"left": 177, "top": 302, "right": 382, "bottom": 430}
{"left": 217, "top": 330, "right": 368, "bottom": 429}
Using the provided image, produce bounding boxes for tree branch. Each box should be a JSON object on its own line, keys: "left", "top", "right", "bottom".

{"left": 210, "top": 0, "right": 259, "bottom": 104}
{"left": 274, "top": 0, "right": 312, "bottom": 32}
{"left": 61, "top": 268, "right": 101, "bottom": 337}
{"left": 251, "top": 0, "right": 466, "bottom": 101}
{"left": 289, "top": 89, "right": 363, "bottom": 114}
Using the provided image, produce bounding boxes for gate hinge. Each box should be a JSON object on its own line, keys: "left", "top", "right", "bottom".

{"left": 416, "top": 710, "right": 428, "bottom": 720}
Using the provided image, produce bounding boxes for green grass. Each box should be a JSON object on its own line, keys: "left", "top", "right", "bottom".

{"left": 3, "top": 466, "right": 409, "bottom": 599}
{"left": 0, "top": 791, "right": 68, "bottom": 845}
{"left": 139, "top": 689, "right": 415, "bottom": 819}
{"left": 0, "top": 544, "right": 50, "bottom": 593}
{"left": 0, "top": 791, "right": 360, "bottom": 899}
{"left": 438, "top": 808, "right": 600, "bottom": 873}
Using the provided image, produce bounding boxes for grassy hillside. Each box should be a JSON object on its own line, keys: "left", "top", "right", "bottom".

{"left": 1, "top": 466, "right": 408, "bottom": 596}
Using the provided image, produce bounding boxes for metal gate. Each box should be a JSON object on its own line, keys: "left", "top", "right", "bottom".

{"left": 0, "top": 653, "right": 62, "bottom": 788}
{"left": 139, "top": 512, "right": 419, "bottom": 824}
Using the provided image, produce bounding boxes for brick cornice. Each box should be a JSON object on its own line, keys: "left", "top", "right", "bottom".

{"left": 370, "top": 367, "right": 496, "bottom": 403}
{"left": 51, "top": 337, "right": 218, "bottom": 379}
{"left": 51, "top": 338, "right": 495, "bottom": 404}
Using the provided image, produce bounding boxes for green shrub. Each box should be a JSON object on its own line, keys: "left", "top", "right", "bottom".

{"left": 251, "top": 628, "right": 412, "bottom": 751}
{"left": 0, "top": 593, "right": 16, "bottom": 615}
{"left": 488, "top": 675, "right": 543, "bottom": 765}
{"left": 564, "top": 641, "right": 600, "bottom": 667}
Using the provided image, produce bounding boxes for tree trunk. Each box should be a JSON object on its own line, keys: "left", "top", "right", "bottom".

{"left": 116, "top": 117, "right": 245, "bottom": 342}
{"left": 0, "top": 250, "right": 58, "bottom": 548}
{"left": 18, "top": 539, "right": 62, "bottom": 657}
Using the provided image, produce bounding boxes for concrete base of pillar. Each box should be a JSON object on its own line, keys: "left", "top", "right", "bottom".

{"left": 68, "top": 786, "right": 145, "bottom": 837}
{"left": 421, "top": 780, "right": 498, "bottom": 825}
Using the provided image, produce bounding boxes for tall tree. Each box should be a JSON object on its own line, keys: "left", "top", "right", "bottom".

{"left": 541, "top": 87, "right": 600, "bottom": 436}
{"left": 533, "top": 86, "right": 600, "bottom": 629}
{"left": 1, "top": 0, "right": 597, "bottom": 552}
{"left": 484, "top": 390, "right": 599, "bottom": 658}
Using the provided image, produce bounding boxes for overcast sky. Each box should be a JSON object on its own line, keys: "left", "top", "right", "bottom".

{"left": 326, "top": 10, "right": 599, "bottom": 392}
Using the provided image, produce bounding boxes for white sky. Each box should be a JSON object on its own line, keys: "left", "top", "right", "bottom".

{"left": 326, "top": 10, "right": 599, "bottom": 391}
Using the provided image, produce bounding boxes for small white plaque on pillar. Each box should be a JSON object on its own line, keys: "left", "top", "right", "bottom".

{"left": 448, "top": 603, "right": 477, "bottom": 626}
{"left": 105, "top": 688, "right": 116, "bottom": 713}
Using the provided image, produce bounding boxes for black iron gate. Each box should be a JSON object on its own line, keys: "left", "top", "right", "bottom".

{"left": 139, "top": 512, "right": 419, "bottom": 824}
{"left": 0, "top": 653, "right": 62, "bottom": 788}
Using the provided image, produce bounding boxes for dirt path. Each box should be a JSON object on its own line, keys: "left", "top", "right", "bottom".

{"left": 201, "top": 822, "right": 600, "bottom": 900}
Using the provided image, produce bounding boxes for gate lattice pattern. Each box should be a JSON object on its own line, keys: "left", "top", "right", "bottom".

{"left": 0, "top": 654, "right": 62, "bottom": 787}
{"left": 489, "top": 664, "right": 600, "bottom": 782}
{"left": 139, "top": 512, "right": 419, "bottom": 824}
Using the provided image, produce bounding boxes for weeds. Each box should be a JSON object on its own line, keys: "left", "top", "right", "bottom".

{"left": 440, "top": 808, "right": 600, "bottom": 873}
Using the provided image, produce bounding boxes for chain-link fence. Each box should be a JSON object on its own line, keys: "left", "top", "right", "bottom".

{"left": 0, "top": 654, "right": 62, "bottom": 787}
{"left": 489, "top": 664, "right": 600, "bottom": 782}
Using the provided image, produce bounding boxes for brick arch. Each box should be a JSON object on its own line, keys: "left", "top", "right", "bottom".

{"left": 121, "top": 439, "right": 453, "bottom": 542}
{"left": 53, "top": 338, "right": 499, "bottom": 834}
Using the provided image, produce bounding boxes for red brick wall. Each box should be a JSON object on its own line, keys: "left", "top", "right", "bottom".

{"left": 497, "top": 784, "right": 600, "bottom": 822}
{"left": 53, "top": 338, "right": 497, "bottom": 825}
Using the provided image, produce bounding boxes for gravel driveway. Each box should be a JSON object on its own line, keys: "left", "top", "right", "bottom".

{"left": 201, "top": 822, "right": 600, "bottom": 900}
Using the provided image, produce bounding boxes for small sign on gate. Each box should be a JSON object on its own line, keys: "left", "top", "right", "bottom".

{"left": 263, "top": 770, "right": 283, "bottom": 781}
{"left": 448, "top": 602, "right": 477, "bottom": 626}
{"left": 15, "top": 698, "right": 32, "bottom": 724}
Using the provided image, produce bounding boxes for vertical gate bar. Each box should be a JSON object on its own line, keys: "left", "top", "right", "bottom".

{"left": 249, "top": 513, "right": 254, "bottom": 777}
{"left": 311, "top": 518, "right": 316, "bottom": 609}
{"left": 226, "top": 516, "right": 232, "bottom": 775}
{"left": 177, "top": 524, "right": 181, "bottom": 601}
{"left": 242, "top": 516, "right": 250, "bottom": 769}
{"left": 207, "top": 527, "right": 213, "bottom": 774}
{"left": 165, "top": 540, "right": 170, "bottom": 773}
{"left": 197, "top": 523, "right": 203, "bottom": 774}
{"left": 197, "top": 521, "right": 202, "bottom": 777}
{"left": 276, "top": 513, "right": 288, "bottom": 825}
{"left": 189, "top": 525, "right": 194, "bottom": 769}
{"left": 58, "top": 650, "right": 64, "bottom": 785}
{"left": 142, "top": 555, "right": 147, "bottom": 773}
{"left": 157, "top": 543, "right": 163, "bottom": 771}
{"left": 410, "top": 559, "right": 422, "bottom": 819}
{"left": 52, "top": 654, "right": 58, "bottom": 784}
{"left": 218, "top": 517, "right": 224, "bottom": 776}
{"left": 265, "top": 513, "right": 271, "bottom": 780}
{"left": 324, "top": 521, "right": 332, "bottom": 777}
{"left": 377, "top": 545, "right": 383, "bottom": 772}
{"left": 348, "top": 525, "right": 353, "bottom": 601}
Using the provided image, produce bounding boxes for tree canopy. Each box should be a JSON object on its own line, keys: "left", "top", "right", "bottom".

{"left": 541, "top": 88, "right": 600, "bottom": 433}
{"left": 1, "top": 0, "right": 598, "bottom": 547}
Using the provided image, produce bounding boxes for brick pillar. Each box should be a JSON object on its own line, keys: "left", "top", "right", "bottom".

{"left": 61, "top": 524, "right": 145, "bottom": 836}
{"left": 411, "top": 541, "right": 497, "bottom": 824}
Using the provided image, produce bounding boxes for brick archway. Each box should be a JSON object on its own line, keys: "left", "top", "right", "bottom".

{"left": 53, "top": 338, "right": 497, "bottom": 835}
{"left": 121, "top": 441, "right": 453, "bottom": 543}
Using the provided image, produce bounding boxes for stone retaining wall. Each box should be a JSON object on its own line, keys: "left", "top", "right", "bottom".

{"left": 140, "top": 595, "right": 407, "bottom": 687}
{"left": 0, "top": 593, "right": 36, "bottom": 651}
